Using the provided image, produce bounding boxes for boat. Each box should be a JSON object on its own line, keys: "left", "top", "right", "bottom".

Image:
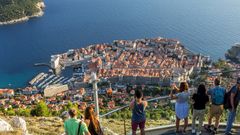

{"left": 42, "top": 76, "right": 58, "bottom": 88}
{"left": 29, "top": 72, "right": 45, "bottom": 85}
{"left": 52, "top": 77, "right": 64, "bottom": 84}
{"left": 37, "top": 74, "right": 55, "bottom": 88}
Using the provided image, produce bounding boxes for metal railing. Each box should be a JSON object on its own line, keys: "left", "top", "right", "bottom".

{"left": 100, "top": 95, "right": 170, "bottom": 118}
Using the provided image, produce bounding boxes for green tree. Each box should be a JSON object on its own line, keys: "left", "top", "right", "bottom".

{"left": 146, "top": 111, "right": 150, "bottom": 119}
{"left": 213, "top": 59, "right": 226, "bottom": 69}
{"left": 0, "top": 0, "right": 42, "bottom": 22}
{"left": 152, "top": 86, "right": 161, "bottom": 95}
{"left": 110, "top": 113, "right": 119, "bottom": 119}
{"left": 51, "top": 110, "right": 60, "bottom": 116}
{"left": 31, "top": 101, "right": 50, "bottom": 117}
{"left": 66, "top": 101, "right": 73, "bottom": 109}
{"left": 5, "top": 109, "right": 16, "bottom": 116}
{"left": 62, "top": 101, "right": 74, "bottom": 112}
{"left": 16, "top": 108, "right": 31, "bottom": 117}
{"left": 221, "top": 66, "right": 233, "bottom": 78}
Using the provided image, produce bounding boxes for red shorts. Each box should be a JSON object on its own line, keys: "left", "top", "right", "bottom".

{"left": 131, "top": 120, "right": 146, "bottom": 131}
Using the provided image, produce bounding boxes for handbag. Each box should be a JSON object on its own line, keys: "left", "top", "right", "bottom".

{"left": 97, "top": 120, "right": 104, "bottom": 135}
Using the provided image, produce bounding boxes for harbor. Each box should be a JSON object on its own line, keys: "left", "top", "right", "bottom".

{"left": 29, "top": 73, "right": 70, "bottom": 90}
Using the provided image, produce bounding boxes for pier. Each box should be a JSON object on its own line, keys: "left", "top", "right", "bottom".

{"left": 34, "top": 63, "right": 51, "bottom": 68}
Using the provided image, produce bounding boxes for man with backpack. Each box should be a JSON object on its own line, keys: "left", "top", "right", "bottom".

{"left": 205, "top": 78, "right": 225, "bottom": 134}
{"left": 64, "top": 108, "right": 91, "bottom": 135}
{"left": 225, "top": 78, "right": 240, "bottom": 135}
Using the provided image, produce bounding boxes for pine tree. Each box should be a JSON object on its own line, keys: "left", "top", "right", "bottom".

{"left": 31, "top": 101, "right": 50, "bottom": 117}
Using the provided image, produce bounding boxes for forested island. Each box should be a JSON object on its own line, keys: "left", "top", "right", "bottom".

{"left": 0, "top": 0, "right": 45, "bottom": 25}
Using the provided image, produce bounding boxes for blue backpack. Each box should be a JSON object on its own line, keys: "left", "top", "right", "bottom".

{"left": 212, "top": 87, "right": 225, "bottom": 105}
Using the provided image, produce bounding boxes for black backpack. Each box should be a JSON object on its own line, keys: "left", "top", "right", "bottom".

{"left": 223, "top": 86, "right": 239, "bottom": 110}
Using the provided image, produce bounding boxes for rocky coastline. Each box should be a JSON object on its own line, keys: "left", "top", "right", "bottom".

{"left": 0, "top": 2, "right": 45, "bottom": 25}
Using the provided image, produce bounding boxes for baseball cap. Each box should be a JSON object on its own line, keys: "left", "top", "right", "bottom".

{"left": 237, "top": 77, "right": 240, "bottom": 84}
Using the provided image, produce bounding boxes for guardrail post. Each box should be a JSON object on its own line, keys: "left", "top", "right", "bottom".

{"left": 124, "top": 117, "right": 126, "bottom": 135}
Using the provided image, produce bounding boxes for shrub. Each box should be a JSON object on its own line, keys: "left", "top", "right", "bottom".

{"left": 5, "top": 109, "right": 16, "bottom": 116}
{"left": 16, "top": 108, "right": 31, "bottom": 117}
{"left": 31, "top": 101, "right": 50, "bottom": 117}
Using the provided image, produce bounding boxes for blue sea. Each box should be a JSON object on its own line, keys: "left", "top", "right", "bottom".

{"left": 0, "top": 0, "right": 240, "bottom": 88}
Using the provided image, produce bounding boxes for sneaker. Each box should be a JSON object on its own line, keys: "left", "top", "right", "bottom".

{"left": 212, "top": 128, "right": 217, "bottom": 134}
{"left": 192, "top": 129, "right": 196, "bottom": 134}
{"left": 196, "top": 131, "right": 201, "bottom": 135}
{"left": 204, "top": 125, "right": 211, "bottom": 132}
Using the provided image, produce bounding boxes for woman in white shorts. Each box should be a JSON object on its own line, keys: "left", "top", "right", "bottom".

{"left": 170, "top": 82, "right": 190, "bottom": 134}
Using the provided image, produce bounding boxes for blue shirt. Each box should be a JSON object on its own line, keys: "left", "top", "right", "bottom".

{"left": 207, "top": 86, "right": 225, "bottom": 105}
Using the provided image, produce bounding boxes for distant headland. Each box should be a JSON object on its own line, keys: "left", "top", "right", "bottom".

{"left": 0, "top": 0, "right": 45, "bottom": 25}
{"left": 225, "top": 43, "right": 240, "bottom": 63}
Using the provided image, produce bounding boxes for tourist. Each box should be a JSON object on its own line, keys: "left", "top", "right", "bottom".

{"left": 191, "top": 84, "right": 209, "bottom": 135}
{"left": 225, "top": 78, "right": 240, "bottom": 135}
{"left": 64, "top": 108, "right": 90, "bottom": 135}
{"left": 84, "top": 106, "right": 103, "bottom": 135}
{"left": 170, "top": 82, "right": 190, "bottom": 134}
{"left": 205, "top": 78, "right": 225, "bottom": 134}
{"left": 130, "top": 89, "right": 148, "bottom": 135}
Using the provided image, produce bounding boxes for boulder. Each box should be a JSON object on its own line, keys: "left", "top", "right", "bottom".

{"left": 54, "top": 117, "right": 63, "bottom": 122}
{"left": 0, "top": 118, "right": 13, "bottom": 131}
{"left": 60, "top": 111, "right": 69, "bottom": 120}
{"left": 11, "top": 117, "right": 28, "bottom": 135}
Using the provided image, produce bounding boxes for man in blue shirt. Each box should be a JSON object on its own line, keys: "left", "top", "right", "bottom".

{"left": 225, "top": 78, "right": 240, "bottom": 135}
{"left": 206, "top": 78, "right": 225, "bottom": 134}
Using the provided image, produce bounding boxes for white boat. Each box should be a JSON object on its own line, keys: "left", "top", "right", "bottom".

{"left": 29, "top": 72, "right": 45, "bottom": 85}
{"left": 37, "top": 75, "right": 55, "bottom": 88}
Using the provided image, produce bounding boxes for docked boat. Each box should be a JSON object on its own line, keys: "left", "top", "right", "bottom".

{"left": 37, "top": 74, "right": 55, "bottom": 88}
{"left": 29, "top": 72, "right": 45, "bottom": 85}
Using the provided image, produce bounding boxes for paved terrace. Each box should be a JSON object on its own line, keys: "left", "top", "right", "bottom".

{"left": 139, "top": 123, "right": 240, "bottom": 135}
